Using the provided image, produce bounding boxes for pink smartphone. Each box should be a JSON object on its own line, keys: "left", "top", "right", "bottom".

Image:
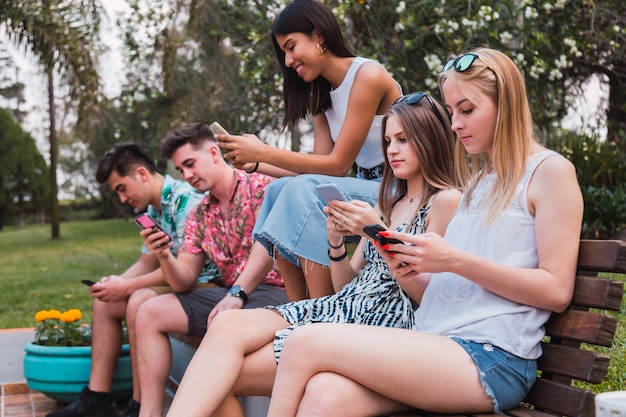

{"left": 133, "top": 213, "right": 171, "bottom": 241}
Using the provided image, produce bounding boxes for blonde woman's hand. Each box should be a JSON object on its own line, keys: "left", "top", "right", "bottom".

{"left": 380, "top": 230, "right": 459, "bottom": 276}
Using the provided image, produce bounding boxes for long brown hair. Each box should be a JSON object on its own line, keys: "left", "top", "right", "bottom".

{"left": 271, "top": 0, "right": 354, "bottom": 130}
{"left": 378, "top": 95, "right": 458, "bottom": 226}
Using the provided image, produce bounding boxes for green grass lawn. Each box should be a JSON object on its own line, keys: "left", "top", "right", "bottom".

{"left": 0, "top": 219, "right": 141, "bottom": 328}
{"left": 0, "top": 219, "right": 624, "bottom": 393}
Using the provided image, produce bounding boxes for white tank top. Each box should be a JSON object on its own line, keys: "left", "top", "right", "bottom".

{"left": 326, "top": 57, "right": 394, "bottom": 169}
{"left": 414, "top": 150, "right": 561, "bottom": 359}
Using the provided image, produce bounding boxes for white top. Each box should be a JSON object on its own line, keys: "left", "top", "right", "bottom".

{"left": 414, "top": 150, "right": 561, "bottom": 359}
{"left": 326, "top": 57, "right": 391, "bottom": 169}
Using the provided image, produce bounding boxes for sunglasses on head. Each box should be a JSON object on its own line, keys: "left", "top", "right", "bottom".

{"left": 442, "top": 53, "right": 480, "bottom": 73}
{"left": 393, "top": 92, "right": 448, "bottom": 131}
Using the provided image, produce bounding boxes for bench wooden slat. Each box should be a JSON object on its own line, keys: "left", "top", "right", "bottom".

{"left": 578, "top": 240, "right": 626, "bottom": 273}
{"left": 523, "top": 378, "right": 592, "bottom": 417}
{"left": 571, "top": 275, "right": 624, "bottom": 311}
{"left": 538, "top": 342, "right": 611, "bottom": 383}
{"left": 504, "top": 406, "right": 564, "bottom": 417}
{"left": 545, "top": 310, "right": 618, "bottom": 346}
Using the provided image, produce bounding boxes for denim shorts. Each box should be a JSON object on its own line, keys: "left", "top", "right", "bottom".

{"left": 451, "top": 337, "right": 537, "bottom": 413}
{"left": 253, "top": 174, "right": 380, "bottom": 266}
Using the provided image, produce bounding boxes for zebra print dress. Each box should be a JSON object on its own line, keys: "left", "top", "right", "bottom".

{"left": 271, "top": 204, "right": 430, "bottom": 362}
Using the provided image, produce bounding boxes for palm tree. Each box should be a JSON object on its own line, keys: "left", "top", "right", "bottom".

{"left": 0, "top": 0, "right": 103, "bottom": 238}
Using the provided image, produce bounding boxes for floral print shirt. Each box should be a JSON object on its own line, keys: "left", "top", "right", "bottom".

{"left": 180, "top": 170, "right": 283, "bottom": 288}
{"left": 145, "top": 174, "right": 219, "bottom": 282}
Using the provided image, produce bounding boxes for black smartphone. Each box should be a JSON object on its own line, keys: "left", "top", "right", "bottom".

{"left": 81, "top": 279, "right": 96, "bottom": 286}
{"left": 315, "top": 183, "right": 348, "bottom": 204}
{"left": 363, "top": 224, "right": 404, "bottom": 247}
{"left": 133, "top": 213, "right": 171, "bottom": 241}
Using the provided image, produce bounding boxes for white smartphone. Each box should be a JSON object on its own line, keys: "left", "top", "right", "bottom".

{"left": 315, "top": 183, "right": 348, "bottom": 204}
{"left": 210, "top": 122, "right": 230, "bottom": 136}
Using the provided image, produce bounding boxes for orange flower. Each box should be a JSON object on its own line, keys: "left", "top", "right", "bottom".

{"left": 47, "top": 309, "right": 62, "bottom": 320}
{"left": 34, "top": 310, "right": 48, "bottom": 322}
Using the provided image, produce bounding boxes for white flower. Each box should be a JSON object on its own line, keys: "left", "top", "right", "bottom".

{"left": 549, "top": 68, "right": 563, "bottom": 81}
{"left": 525, "top": 6, "right": 538, "bottom": 19}
{"left": 554, "top": 0, "right": 568, "bottom": 9}
{"left": 499, "top": 31, "right": 513, "bottom": 45}
{"left": 396, "top": 1, "right": 406, "bottom": 13}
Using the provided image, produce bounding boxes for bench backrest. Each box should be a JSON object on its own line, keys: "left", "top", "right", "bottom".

{"left": 525, "top": 239, "right": 626, "bottom": 417}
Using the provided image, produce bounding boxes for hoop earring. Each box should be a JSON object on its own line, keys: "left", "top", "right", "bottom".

{"left": 317, "top": 43, "right": 327, "bottom": 55}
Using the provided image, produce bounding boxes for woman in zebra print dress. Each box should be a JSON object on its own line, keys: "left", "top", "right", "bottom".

{"left": 165, "top": 93, "right": 460, "bottom": 417}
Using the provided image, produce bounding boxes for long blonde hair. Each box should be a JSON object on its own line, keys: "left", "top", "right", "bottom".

{"left": 438, "top": 47, "right": 534, "bottom": 223}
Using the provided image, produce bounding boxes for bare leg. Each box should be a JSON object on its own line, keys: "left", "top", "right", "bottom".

{"left": 166, "top": 309, "right": 288, "bottom": 417}
{"left": 300, "top": 257, "right": 334, "bottom": 298}
{"left": 211, "top": 342, "right": 278, "bottom": 417}
{"left": 267, "top": 323, "right": 493, "bottom": 417}
{"left": 276, "top": 254, "right": 308, "bottom": 301}
{"left": 296, "top": 372, "right": 412, "bottom": 417}
{"left": 126, "top": 288, "right": 159, "bottom": 402}
{"left": 136, "top": 293, "right": 190, "bottom": 417}
{"left": 89, "top": 298, "right": 126, "bottom": 392}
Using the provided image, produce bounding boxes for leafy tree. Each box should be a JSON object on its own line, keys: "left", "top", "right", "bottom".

{"left": 0, "top": 0, "right": 104, "bottom": 238}
{"left": 0, "top": 108, "right": 49, "bottom": 229}
{"left": 113, "top": 0, "right": 624, "bottom": 143}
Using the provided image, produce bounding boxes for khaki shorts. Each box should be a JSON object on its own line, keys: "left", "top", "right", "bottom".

{"left": 150, "top": 281, "right": 221, "bottom": 296}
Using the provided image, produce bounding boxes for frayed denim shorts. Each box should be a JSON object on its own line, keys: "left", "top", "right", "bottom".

{"left": 451, "top": 337, "right": 537, "bottom": 413}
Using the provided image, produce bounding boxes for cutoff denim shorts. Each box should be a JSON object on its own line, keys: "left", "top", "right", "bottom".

{"left": 451, "top": 337, "right": 537, "bottom": 413}
{"left": 253, "top": 174, "right": 380, "bottom": 267}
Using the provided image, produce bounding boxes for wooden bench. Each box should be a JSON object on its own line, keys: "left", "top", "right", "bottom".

{"left": 168, "top": 239, "right": 626, "bottom": 417}
{"left": 388, "top": 239, "right": 626, "bottom": 417}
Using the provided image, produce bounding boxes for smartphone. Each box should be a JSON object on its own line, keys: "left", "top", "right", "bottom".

{"left": 210, "top": 121, "right": 230, "bottom": 136}
{"left": 81, "top": 279, "right": 96, "bottom": 286}
{"left": 363, "top": 224, "right": 404, "bottom": 247}
{"left": 316, "top": 183, "right": 348, "bottom": 204}
{"left": 133, "top": 213, "right": 171, "bottom": 241}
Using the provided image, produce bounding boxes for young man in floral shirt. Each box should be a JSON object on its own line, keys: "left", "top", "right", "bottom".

{"left": 132, "top": 123, "right": 287, "bottom": 417}
{"left": 47, "top": 143, "right": 217, "bottom": 417}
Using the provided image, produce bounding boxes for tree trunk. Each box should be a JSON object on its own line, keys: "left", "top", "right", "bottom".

{"left": 290, "top": 122, "right": 302, "bottom": 152}
{"left": 47, "top": 65, "right": 60, "bottom": 239}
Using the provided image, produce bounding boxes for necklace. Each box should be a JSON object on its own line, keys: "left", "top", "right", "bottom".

{"left": 404, "top": 193, "right": 422, "bottom": 203}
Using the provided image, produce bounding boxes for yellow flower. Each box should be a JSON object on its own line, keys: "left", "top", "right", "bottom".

{"left": 34, "top": 310, "right": 48, "bottom": 322}
{"left": 47, "top": 309, "right": 62, "bottom": 320}
{"left": 34, "top": 308, "right": 89, "bottom": 346}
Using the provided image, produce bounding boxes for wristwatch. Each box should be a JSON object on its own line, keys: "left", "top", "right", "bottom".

{"left": 228, "top": 285, "right": 248, "bottom": 305}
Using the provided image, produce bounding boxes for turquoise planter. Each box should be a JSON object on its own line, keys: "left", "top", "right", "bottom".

{"left": 23, "top": 342, "right": 132, "bottom": 403}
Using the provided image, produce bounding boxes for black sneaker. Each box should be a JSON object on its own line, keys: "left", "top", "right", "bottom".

{"left": 119, "top": 399, "right": 140, "bottom": 417}
{"left": 46, "top": 386, "right": 119, "bottom": 417}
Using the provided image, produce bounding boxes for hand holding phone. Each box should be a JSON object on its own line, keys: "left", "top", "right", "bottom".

{"left": 133, "top": 213, "right": 171, "bottom": 242}
{"left": 363, "top": 224, "right": 404, "bottom": 247}
{"left": 316, "top": 183, "right": 348, "bottom": 204}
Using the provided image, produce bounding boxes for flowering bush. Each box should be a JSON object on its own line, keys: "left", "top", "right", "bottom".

{"left": 34, "top": 309, "right": 92, "bottom": 346}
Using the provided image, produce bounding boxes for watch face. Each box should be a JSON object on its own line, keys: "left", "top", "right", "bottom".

{"left": 230, "top": 285, "right": 242, "bottom": 295}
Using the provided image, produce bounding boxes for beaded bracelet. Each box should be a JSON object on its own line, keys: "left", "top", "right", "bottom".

{"left": 327, "top": 237, "right": 345, "bottom": 249}
{"left": 328, "top": 247, "right": 348, "bottom": 262}
{"left": 245, "top": 162, "right": 259, "bottom": 173}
